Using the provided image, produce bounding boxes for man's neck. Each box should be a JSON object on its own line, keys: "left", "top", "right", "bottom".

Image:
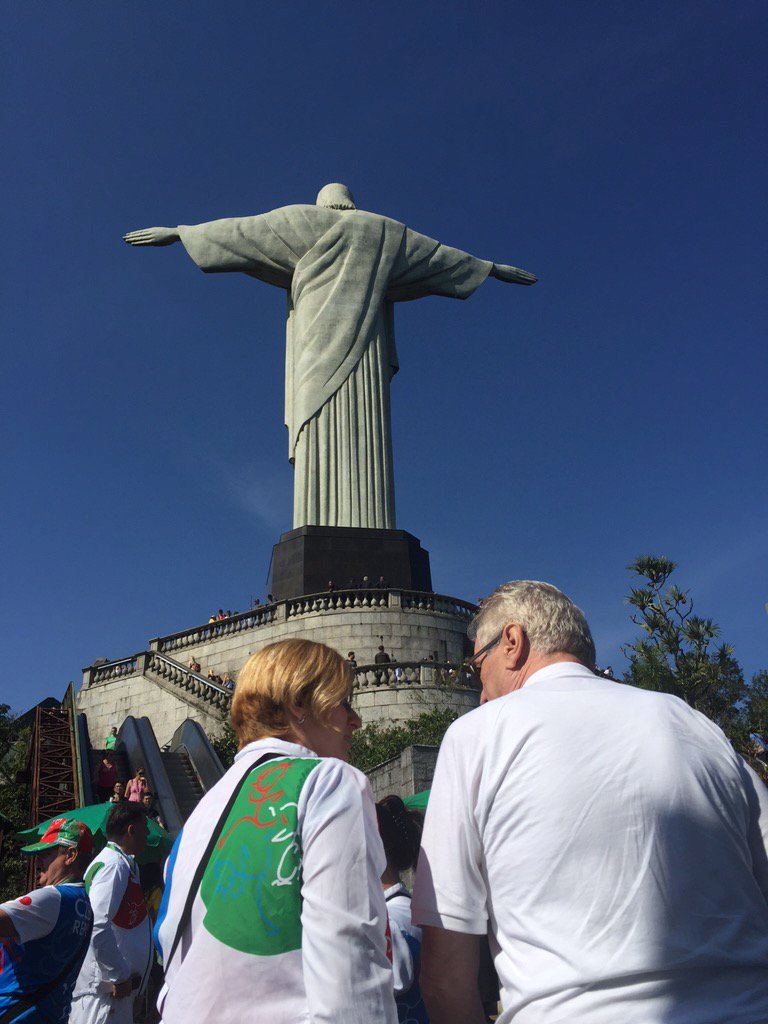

{"left": 381, "top": 866, "right": 401, "bottom": 888}
{"left": 512, "top": 652, "right": 584, "bottom": 691}
{"left": 109, "top": 839, "right": 134, "bottom": 858}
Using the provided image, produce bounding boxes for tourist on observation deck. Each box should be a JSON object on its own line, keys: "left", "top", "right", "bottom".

{"left": 414, "top": 580, "right": 768, "bottom": 1024}
{"left": 154, "top": 639, "right": 395, "bottom": 1024}
{"left": 0, "top": 819, "right": 94, "bottom": 1024}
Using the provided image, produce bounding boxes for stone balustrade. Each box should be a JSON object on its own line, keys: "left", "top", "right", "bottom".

{"left": 287, "top": 588, "right": 390, "bottom": 617}
{"left": 353, "top": 661, "right": 479, "bottom": 691}
{"left": 150, "top": 604, "right": 279, "bottom": 655}
{"left": 148, "top": 589, "right": 477, "bottom": 656}
{"left": 146, "top": 653, "right": 232, "bottom": 710}
{"left": 400, "top": 591, "right": 476, "bottom": 619}
{"left": 85, "top": 650, "right": 476, "bottom": 703}
{"left": 84, "top": 651, "right": 231, "bottom": 711}
{"left": 87, "top": 655, "right": 140, "bottom": 686}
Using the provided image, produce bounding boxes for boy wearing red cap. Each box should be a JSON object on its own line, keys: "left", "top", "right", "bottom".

{"left": 0, "top": 817, "right": 94, "bottom": 1022}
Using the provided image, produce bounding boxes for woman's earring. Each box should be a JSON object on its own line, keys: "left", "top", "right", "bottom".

{"left": 298, "top": 715, "right": 306, "bottom": 724}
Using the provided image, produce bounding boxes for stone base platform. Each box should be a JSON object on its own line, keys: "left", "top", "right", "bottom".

{"left": 270, "top": 526, "right": 432, "bottom": 600}
{"left": 78, "top": 587, "right": 480, "bottom": 746}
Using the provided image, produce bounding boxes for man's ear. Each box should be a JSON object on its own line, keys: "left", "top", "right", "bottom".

{"left": 501, "top": 622, "right": 528, "bottom": 668}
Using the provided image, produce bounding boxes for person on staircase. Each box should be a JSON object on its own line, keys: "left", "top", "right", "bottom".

{"left": 141, "top": 791, "right": 165, "bottom": 831}
{"left": 126, "top": 768, "right": 148, "bottom": 804}
{"left": 95, "top": 753, "right": 117, "bottom": 803}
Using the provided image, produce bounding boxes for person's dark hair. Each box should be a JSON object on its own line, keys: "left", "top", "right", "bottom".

{"left": 106, "top": 800, "right": 146, "bottom": 840}
{"left": 376, "top": 795, "right": 423, "bottom": 873}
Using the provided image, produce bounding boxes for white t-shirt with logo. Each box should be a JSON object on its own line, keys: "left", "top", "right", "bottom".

{"left": 413, "top": 663, "right": 768, "bottom": 1024}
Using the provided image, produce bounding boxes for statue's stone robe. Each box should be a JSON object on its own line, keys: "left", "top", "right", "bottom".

{"left": 178, "top": 206, "right": 492, "bottom": 529}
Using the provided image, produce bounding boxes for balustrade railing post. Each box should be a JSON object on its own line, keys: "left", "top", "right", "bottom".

{"left": 137, "top": 652, "right": 151, "bottom": 675}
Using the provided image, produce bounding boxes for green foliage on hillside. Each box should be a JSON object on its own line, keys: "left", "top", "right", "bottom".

{"left": 0, "top": 706, "right": 30, "bottom": 901}
{"left": 211, "top": 716, "right": 238, "bottom": 770}
{"left": 349, "top": 705, "right": 459, "bottom": 774}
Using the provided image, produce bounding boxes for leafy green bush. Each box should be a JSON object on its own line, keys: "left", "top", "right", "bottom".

{"left": 349, "top": 706, "right": 459, "bottom": 774}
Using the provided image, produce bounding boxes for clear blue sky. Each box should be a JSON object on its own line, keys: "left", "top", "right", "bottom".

{"left": 3, "top": 1, "right": 766, "bottom": 714}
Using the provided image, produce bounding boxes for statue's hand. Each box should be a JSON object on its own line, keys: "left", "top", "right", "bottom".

{"left": 123, "top": 227, "right": 180, "bottom": 247}
{"left": 491, "top": 263, "right": 538, "bottom": 286}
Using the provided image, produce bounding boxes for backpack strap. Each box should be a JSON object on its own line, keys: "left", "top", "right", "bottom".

{"left": 162, "top": 751, "right": 281, "bottom": 977}
{"left": 0, "top": 907, "right": 93, "bottom": 1024}
{"left": 385, "top": 888, "right": 411, "bottom": 903}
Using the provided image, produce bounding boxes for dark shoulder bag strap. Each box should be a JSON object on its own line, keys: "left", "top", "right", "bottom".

{"left": 163, "top": 751, "right": 280, "bottom": 976}
{"left": 0, "top": 912, "right": 94, "bottom": 1024}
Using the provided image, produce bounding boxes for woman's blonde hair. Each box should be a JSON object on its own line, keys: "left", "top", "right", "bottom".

{"left": 231, "top": 639, "right": 354, "bottom": 746}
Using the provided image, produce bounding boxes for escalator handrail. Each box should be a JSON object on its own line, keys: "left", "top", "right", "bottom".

{"left": 117, "top": 716, "right": 184, "bottom": 836}
{"left": 76, "top": 714, "right": 95, "bottom": 807}
{"left": 169, "top": 719, "right": 225, "bottom": 794}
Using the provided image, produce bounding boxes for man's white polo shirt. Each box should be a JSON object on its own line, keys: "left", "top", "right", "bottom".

{"left": 413, "top": 663, "right": 768, "bottom": 1024}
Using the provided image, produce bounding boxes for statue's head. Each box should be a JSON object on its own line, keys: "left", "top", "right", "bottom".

{"left": 316, "top": 183, "right": 356, "bottom": 211}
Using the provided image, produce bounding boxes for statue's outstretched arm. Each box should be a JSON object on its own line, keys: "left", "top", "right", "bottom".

{"left": 123, "top": 227, "right": 180, "bottom": 247}
{"left": 491, "top": 263, "right": 537, "bottom": 285}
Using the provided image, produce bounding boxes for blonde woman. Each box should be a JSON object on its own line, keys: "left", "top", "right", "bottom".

{"left": 154, "top": 639, "right": 396, "bottom": 1024}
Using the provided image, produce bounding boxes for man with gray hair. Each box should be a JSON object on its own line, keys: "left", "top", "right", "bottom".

{"left": 413, "top": 580, "right": 768, "bottom": 1024}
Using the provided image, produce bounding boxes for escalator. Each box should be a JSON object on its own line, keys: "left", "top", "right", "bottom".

{"left": 74, "top": 713, "right": 224, "bottom": 837}
{"left": 161, "top": 750, "right": 203, "bottom": 821}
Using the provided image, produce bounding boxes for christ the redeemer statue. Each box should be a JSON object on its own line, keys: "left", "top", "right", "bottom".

{"left": 125, "top": 183, "right": 535, "bottom": 531}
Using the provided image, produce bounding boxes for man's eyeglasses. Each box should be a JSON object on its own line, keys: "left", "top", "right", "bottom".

{"left": 465, "top": 629, "right": 503, "bottom": 679}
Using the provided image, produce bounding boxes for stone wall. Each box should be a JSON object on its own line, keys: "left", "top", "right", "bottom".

{"left": 368, "top": 744, "right": 440, "bottom": 802}
{"left": 77, "top": 671, "right": 224, "bottom": 748}
{"left": 77, "top": 590, "right": 478, "bottom": 748}
{"left": 149, "top": 591, "right": 474, "bottom": 683}
{"left": 353, "top": 678, "right": 478, "bottom": 727}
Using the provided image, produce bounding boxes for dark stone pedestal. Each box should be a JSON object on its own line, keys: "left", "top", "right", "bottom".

{"left": 269, "top": 526, "right": 432, "bottom": 600}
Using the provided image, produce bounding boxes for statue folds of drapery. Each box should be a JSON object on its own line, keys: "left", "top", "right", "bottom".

{"left": 125, "top": 184, "right": 536, "bottom": 529}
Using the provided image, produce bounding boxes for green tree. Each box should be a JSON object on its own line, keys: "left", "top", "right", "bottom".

{"left": 623, "top": 556, "right": 747, "bottom": 741}
{"left": 349, "top": 706, "right": 458, "bottom": 775}
{"left": 209, "top": 704, "right": 461, "bottom": 776}
{"left": 745, "top": 671, "right": 768, "bottom": 738}
{"left": 0, "top": 705, "right": 30, "bottom": 901}
{"left": 210, "top": 716, "right": 238, "bottom": 770}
